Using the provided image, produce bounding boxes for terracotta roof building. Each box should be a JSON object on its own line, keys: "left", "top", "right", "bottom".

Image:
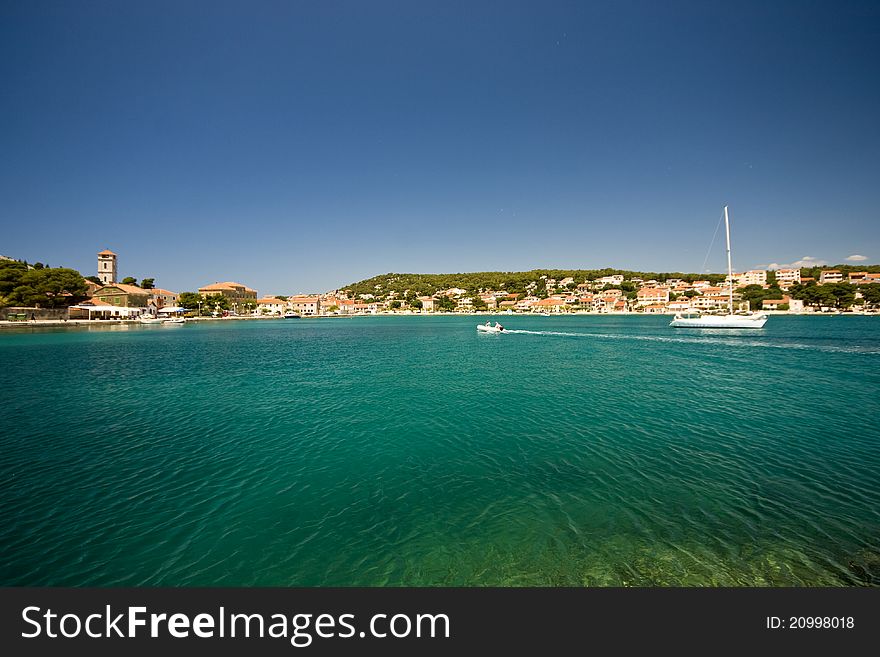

{"left": 198, "top": 281, "right": 258, "bottom": 301}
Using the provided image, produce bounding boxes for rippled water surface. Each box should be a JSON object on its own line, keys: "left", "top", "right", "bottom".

{"left": 1, "top": 315, "right": 879, "bottom": 586}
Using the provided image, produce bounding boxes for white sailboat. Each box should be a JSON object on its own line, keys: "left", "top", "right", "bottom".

{"left": 670, "top": 206, "right": 768, "bottom": 329}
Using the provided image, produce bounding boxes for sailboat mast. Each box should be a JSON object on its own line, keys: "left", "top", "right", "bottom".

{"left": 724, "top": 205, "right": 733, "bottom": 314}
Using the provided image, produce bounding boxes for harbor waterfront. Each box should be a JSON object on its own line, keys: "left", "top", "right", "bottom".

{"left": 1, "top": 315, "right": 878, "bottom": 586}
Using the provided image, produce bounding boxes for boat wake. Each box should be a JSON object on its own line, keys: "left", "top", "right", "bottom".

{"left": 500, "top": 329, "right": 880, "bottom": 355}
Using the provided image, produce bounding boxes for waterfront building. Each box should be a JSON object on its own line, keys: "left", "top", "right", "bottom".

{"left": 289, "top": 295, "right": 321, "bottom": 315}
{"left": 418, "top": 296, "right": 436, "bottom": 312}
{"left": 68, "top": 298, "right": 144, "bottom": 320}
{"left": 668, "top": 300, "right": 692, "bottom": 312}
{"left": 149, "top": 288, "right": 178, "bottom": 309}
{"left": 336, "top": 299, "right": 355, "bottom": 314}
{"left": 93, "top": 283, "right": 149, "bottom": 308}
{"left": 257, "top": 297, "right": 286, "bottom": 315}
{"left": 198, "top": 281, "right": 258, "bottom": 302}
{"left": 97, "top": 249, "right": 118, "bottom": 285}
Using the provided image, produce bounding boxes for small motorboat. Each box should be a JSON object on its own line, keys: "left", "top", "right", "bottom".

{"left": 138, "top": 316, "right": 165, "bottom": 325}
{"left": 283, "top": 311, "right": 301, "bottom": 319}
{"left": 163, "top": 317, "right": 186, "bottom": 325}
{"left": 477, "top": 321, "right": 505, "bottom": 333}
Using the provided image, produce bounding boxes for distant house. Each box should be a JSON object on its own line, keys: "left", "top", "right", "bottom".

{"left": 641, "top": 303, "right": 667, "bottom": 313}
{"left": 636, "top": 287, "right": 670, "bottom": 306}
{"left": 418, "top": 296, "right": 436, "bottom": 312}
{"left": 761, "top": 296, "right": 791, "bottom": 310}
{"left": 819, "top": 270, "right": 843, "bottom": 284}
{"left": 532, "top": 298, "right": 568, "bottom": 313}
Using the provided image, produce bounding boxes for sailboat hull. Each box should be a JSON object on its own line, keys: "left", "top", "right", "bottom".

{"left": 670, "top": 314, "right": 767, "bottom": 328}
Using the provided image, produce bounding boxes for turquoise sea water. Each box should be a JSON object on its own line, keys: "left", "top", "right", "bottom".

{"left": 1, "top": 315, "right": 878, "bottom": 586}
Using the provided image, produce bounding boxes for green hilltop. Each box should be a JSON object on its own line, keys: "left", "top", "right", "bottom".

{"left": 343, "top": 265, "right": 880, "bottom": 299}
{"left": 344, "top": 268, "right": 723, "bottom": 298}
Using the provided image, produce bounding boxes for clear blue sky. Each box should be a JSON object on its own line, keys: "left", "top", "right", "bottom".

{"left": 2, "top": 0, "right": 878, "bottom": 294}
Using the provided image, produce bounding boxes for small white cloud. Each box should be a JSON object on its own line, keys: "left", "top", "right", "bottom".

{"left": 788, "top": 256, "right": 829, "bottom": 268}
{"left": 846, "top": 254, "right": 868, "bottom": 262}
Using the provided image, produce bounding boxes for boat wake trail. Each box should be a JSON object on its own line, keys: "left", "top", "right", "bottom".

{"left": 503, "top": 329, "right": 590, "bottom": 337}
{"left": 500, "top": 329, "right": 880, "bottom": 355}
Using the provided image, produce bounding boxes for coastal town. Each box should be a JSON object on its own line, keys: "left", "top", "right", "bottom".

{"left": 1, "top": 248, "right": 879, "bottom": 323}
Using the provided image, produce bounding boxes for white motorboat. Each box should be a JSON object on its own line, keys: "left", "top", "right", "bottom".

{"left": 283, "top": 311, "right": 301, "bottom": 319}
{"left": 670, "top": 206, "right": 768, "bottom": 329}
{"left": 477, "top": 322, "right": 505, "bottom": 333}
{"left": 137, "top": 316, "right": 165, "bottom": 325}
{"left": 163, "top": 317, "right": 186, "bottom": 325}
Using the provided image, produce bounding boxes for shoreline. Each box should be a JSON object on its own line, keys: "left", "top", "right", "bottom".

{"left": 0, "top": 309, "right": 874, "bottom": 329}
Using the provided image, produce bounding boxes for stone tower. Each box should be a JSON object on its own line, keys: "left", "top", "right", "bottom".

{"left": 97, "top": 249, "right": 117, "bottom": 285}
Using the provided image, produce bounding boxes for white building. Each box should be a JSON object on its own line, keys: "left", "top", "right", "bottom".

{"left": 775, "top": 268, "right": 801, "bottom": 288}
{"left": 727, "top": 270, "right": 767, "bottom": 287}
{"left": 97, "top": 249, "right": 118, "bottom": 285}
{"left": 289, "top": 295, "right": 321, "bottom": 315}
{"left": 257, "top": 297, "right": 286, "bottom": 315}
{"left": 819, "top": 270, "right": 843, "bottom": 284}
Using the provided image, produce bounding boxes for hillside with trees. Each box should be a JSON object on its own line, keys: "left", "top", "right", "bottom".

{"left": 0, "top": 259, "right": 88, "bottom": 308}
{"left": 343, "top": 268, "right": 729, "bottom": 299}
